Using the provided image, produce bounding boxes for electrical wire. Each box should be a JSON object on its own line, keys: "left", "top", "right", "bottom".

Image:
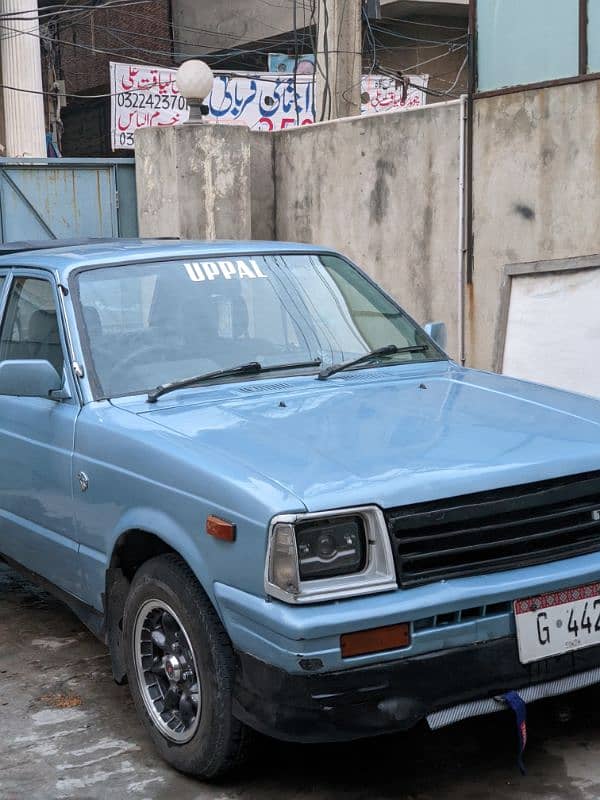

{"left": 6, "top": 1, "right": 467, "bottom": 51}
{"left": 376, "top": 14, "right": 467, "bottom": 31}
{"left": 0, "top": 0, "right": 468, "bottom": 110}
{"left": 0, "top": 17, "right": 315, "bottom": 67}
{"left": 375, "top": 43, "right": 467, "bottom": 74}
{"left": 319, "top": 0, "right": 332, "bottom": 121}
{"left": 292, "top": 0, "right": 300, "bottom": 124}
{"left": 3, "top": 0, "right": 308, "bottom": 51}
{"left": 434, "top": 52, "right": 467, "bottom": 96}
{"left": 362, "top": 2, "right": 377, "bottom": 76}
{"left": 45, "top": 2, "right": 317, "bottom": 67}
{"left": 0, "top": 0, "right": 154, "bottom": 22}
{"left": 42, "top": 2, "right": 465, "bottom": 62}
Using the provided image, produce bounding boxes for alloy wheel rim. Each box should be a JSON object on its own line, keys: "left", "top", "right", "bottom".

{"left": 133, "top": 599, "right": 202, "bottom": 743}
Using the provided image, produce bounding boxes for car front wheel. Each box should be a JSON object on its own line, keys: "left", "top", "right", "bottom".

{"left": 123, "top": 553, "right": 248, "bottom": 778}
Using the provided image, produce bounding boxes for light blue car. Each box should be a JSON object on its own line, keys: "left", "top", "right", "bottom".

{"left": 3, "top": 239, "right": 600, "bottom": 778}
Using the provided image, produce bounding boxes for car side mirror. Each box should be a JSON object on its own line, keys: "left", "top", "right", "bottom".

{"left": 0, "top": 359, "right": 68, "bottom": 400}
{"left": 423, "top": 321, "right": 447, "bottom": 350}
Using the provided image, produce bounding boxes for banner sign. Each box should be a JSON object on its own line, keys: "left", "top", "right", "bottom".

{"left": 361, "top": 74, "right": 429, "bottom": 115}
{"left": 110, "top": 62, "right": 186, "bottom": 149}
{"left": 110, "top": 62, "right": 428, "bottom": 150}
{"left": 110, "top": 63, "right": 314, "bottom": 148}
{"left": 209, "top": 73, "right": 314, "bottom": 131}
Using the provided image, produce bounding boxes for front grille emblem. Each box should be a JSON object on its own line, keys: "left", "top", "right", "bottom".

{"left": 593, "top": 510, "right": 600, "bottom": 522}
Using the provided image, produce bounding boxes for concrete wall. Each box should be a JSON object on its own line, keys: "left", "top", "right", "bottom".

{"left": 271, "top": 101, "right": 462, "bottom": 355}
{"left": 250, "top": 132, "right": 275, "bottom": 242}
{"left": 135, "top": 102, "right": 462, "bottom": 356}
{"left": 470, "top": 78, "right": 600, "bottom": 370}
{"left": 136, "top": 124, "right": 252, "bottom": 240}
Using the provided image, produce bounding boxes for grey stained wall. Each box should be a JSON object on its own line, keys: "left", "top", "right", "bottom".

{"left": 270, "top": 101, "right": 462, "bottom": 356}
{"left": 136, "top": 124, "right": 252, "bottom": 240}
{"left": 136, "top": 103, "right": 462, "bottom": 356}
{"left": 135, "top": 74, "right": 600, "bottom": 373}
{"left": 135, "top": 101, "right": 462, "bottom": 356}
{"left": 470, "top": 79, "right": 600, "bottom": 370}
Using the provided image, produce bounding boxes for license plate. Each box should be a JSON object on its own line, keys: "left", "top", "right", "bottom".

{"left": 514, "top": 582, "right": 600, "bottom": 664}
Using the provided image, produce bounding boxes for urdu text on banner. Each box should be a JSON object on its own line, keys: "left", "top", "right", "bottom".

{"left": 109, "top": 62, "right": 429, "bottom": 150}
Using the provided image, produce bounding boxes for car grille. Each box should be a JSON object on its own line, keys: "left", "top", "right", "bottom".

{"left": 385, "top": 472, "right": 600, "bottom": 588}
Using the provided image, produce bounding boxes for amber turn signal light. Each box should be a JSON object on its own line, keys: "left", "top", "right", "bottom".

{"left": 206, "top": 515, "right": 236, "bottom": 542}
{"left": 340, "top": 623, "right": 410, "bottom": 658}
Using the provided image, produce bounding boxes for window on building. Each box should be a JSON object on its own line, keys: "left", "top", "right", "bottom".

{"left": 476, "top": 0, "right": 580, "bottom": 91}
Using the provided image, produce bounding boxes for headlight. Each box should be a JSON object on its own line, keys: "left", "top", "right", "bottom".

{"left": 265, "top": 506, "right": 397, "bottom": 604}
{"left": 296, "top": 516, "right": 366, "bottom": 580}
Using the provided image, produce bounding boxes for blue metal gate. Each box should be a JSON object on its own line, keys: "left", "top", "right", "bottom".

{"left": 0, "top": 158, "right": 137, "bottom": 243}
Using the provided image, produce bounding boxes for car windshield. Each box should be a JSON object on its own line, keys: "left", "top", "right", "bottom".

{"left": 73, "top": 253, "right": 446, "bottom": 398}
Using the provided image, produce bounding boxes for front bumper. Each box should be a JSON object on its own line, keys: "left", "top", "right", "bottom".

{"left": 215, "top": 551, "right": 600, "bottom": 674}
{"left": 233, "top": 636, "right": 600, "bottom": 743}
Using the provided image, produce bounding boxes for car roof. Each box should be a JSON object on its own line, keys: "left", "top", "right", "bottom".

{"left": 0, "top": 238, "right": 333, "bottom": 279}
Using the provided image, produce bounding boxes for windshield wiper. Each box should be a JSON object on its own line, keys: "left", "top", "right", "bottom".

{"left": 317, "top": 344, "right": 429, "bottom": 381}
{"left": 147, "top": 358, "right": 322, "bottom": 403}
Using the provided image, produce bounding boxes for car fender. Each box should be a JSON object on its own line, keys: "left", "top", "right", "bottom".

{"left": 107, "top": 506, "right": 216, "bottom": 607}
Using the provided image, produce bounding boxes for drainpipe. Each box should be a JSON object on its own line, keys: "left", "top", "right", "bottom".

{"left": 457, "top": 93, "right": 468, "bottom": 366}
{"left": 0, "top": 0, "right": 46, "bottom": 157}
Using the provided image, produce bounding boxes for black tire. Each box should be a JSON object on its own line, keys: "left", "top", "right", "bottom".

{"left": 123, "top": 553, "right": 249, "bottom": 779}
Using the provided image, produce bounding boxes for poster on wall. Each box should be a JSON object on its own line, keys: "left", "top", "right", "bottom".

{"left": 267, "top": 53, "right": 316, "bottom": 74}
{"left": 110, "top": 62, "right": 428, "bottom": 150}
{"left": 361, "top": 74, "right": 429, "bottom": 115}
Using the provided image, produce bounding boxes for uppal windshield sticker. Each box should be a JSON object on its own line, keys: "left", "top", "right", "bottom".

{"left": 184, "top": 260, "right": 267, "bottom": 282}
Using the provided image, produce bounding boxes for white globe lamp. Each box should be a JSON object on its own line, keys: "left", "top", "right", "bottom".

{"left": 177, "top": 60, "right": 214, "bottom": 124}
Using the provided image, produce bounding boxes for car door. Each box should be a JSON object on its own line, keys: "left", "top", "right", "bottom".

{"left": 0, "top": 270, "right": 82, "bottom": 598}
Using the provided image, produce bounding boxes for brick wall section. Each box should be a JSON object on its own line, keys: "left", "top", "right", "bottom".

{"left": 57, "top": 0, "right": 175, "bottom": 94}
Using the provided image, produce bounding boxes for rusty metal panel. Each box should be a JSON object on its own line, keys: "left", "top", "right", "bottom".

{"left": 0, "top": 158, "right": 137, "bottom": 243}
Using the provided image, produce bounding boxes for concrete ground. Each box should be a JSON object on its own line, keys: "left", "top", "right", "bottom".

{"left": 3, "top": 563, "right": 600, "bottom": 800}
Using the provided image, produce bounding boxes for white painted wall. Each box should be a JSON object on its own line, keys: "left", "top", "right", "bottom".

{"left": 503, "top": 268, "right": 600, "bottom": 397}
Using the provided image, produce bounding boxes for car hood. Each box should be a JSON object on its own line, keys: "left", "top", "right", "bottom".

{"left": 118, "top": 364, "right": 600, "bottom": 512}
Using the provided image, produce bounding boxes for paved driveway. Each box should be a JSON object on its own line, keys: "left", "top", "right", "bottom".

{"left": 3, "top": 562, "right": 600, "bottom": 800}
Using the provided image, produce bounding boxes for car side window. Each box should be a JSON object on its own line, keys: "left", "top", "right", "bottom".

{"left": 0, "top": 277, "right": 64, "bottom": 375}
